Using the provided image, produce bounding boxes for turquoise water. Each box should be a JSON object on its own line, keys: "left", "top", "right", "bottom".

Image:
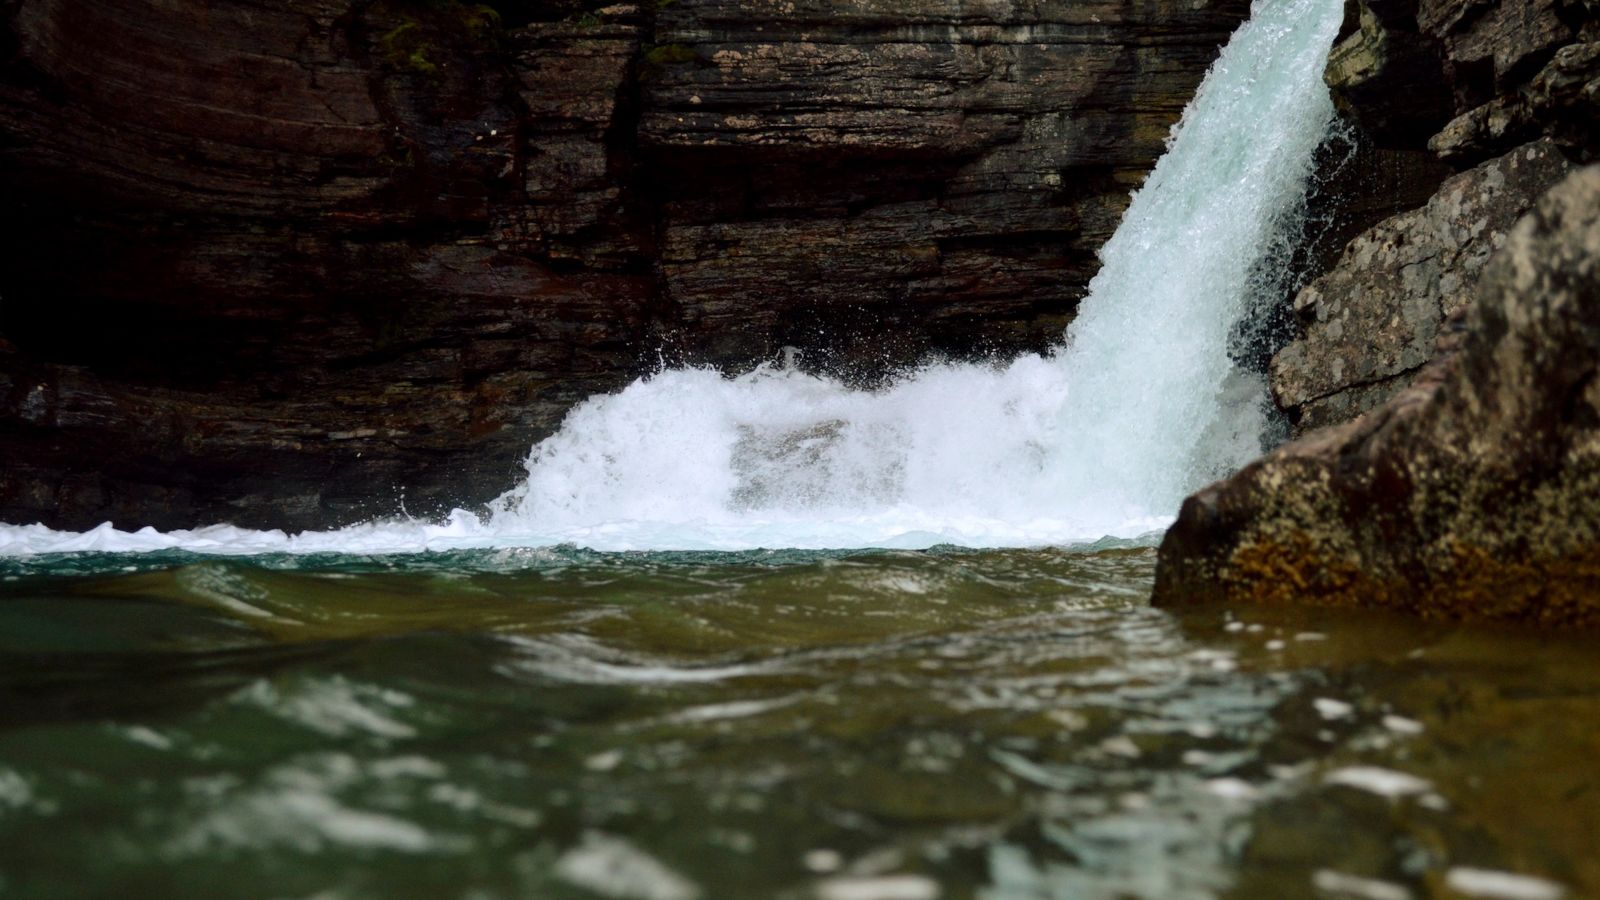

{"left": 1, "top": 547, "right": 1594, "bottom": 899}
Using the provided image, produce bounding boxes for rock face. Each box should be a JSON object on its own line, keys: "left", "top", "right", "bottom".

{"left": 1271, "top": 0, "right": 1600, "bottom": 434}
{"left": 641, "top": 0, "right": 1250, "bottom": 368}
{"left": 1323, "top": 0, "right": 1455, "bottom": 148}
{"left": 0, "top": 0, "right": 1251, "bottom": 531}
{"left": 1157, "top": 0, "right": 1600, "bottom": 622}
{"left": 0, "top": 0, "right": 663, "bottom": 530}
{"left": 1326, "top": 0, "right": 1600, "bottom": 164}
{"left": 1156, "top": 166, "right": 1600, "bottom": 627}
{"left": 1271, "top": 139, "right": 1572, "bottom": 431}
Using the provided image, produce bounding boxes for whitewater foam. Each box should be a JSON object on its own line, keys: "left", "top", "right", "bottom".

{"left": 0, "top": 0, "right": 1346, "bottom": 557}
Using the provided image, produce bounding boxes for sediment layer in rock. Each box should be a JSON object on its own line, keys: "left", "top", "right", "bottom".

{"left": 0, "top": 0, "right": 1251, "bottom": 530}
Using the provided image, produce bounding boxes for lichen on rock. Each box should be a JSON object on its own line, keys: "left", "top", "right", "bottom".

{"left": 1271, "top": 139, "right": 1574, "bottom": 432}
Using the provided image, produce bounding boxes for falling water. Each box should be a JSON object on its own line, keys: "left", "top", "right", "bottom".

{"left": 0, "top": 0, "right": 1346, "bottom": 555}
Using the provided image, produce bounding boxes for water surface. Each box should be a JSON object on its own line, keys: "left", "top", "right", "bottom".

{"left": 1, "top": 547, "right": 1593, "bottom": 899}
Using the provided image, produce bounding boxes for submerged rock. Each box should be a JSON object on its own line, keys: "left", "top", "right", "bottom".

{"left": 1155, "top": 167, "right": 1600, "bottom": 627}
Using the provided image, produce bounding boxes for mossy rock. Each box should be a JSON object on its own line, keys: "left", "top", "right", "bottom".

{"left": 379, "top": 21, "right": 440, "bottom": 75}
{"left": 644, "top": 43, "right": 698, "bottom": 66}
{"left": 639, "top": 42, "right": 702, "bottom": 81}
{"left": 375, "top": 2, "right": 504, "bottom": 78}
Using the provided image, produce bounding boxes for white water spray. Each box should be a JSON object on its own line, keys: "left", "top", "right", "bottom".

{"left": 0, "top": 0, "right": 1345, "bottom": 556}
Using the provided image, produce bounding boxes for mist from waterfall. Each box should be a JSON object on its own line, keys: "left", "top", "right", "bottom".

{"left": 0, "top": 0, "right": 1346, "bottom": 556}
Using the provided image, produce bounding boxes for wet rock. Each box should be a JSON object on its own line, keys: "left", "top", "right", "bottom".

{"left": 1155, "top": 166, "right": 1600, "bottom": 627}
{"left": 0, "top": 0, "right": 1250, "bottom": 530}
{"left": 1324, "top": 0, "right": 1453, "bottom": 148}
{"left": 1329, "top": 0, "right": 1596, "bottom": 163}
{"left": 1271, "top": 140, "right": 1573, "bottom": 433}
{"left": 1429, "top": 41, "right": 1600, "bottom": 164}
{"left": 1418, "top": 0, "right": 1577, "bottom": 96}
{"left": 1277, "top": 2, "right": 1598, "bottom": 437}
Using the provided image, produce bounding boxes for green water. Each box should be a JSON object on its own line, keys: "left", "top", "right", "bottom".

{"left": 0, "top": 546, "right": 1595, "bottom": 899}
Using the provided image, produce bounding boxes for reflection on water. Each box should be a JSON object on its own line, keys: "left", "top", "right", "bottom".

{"left": 0, "top": 547, "right": 1594, "bottom": 899}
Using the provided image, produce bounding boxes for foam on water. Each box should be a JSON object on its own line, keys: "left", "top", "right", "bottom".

{"left": 0, "top": 0, "right": 1346, "bottom": 557}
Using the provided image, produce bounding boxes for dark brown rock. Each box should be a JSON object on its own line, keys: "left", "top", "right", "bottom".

{"left": 1155, "top": 166, "right": 1600, "bottom": 627}
{"left": 1328, "top": 0, "right": 1597, "bottom": 163}
{"left": 0, "top": 0, "right": 1252, "bottom": 531}
{"left": 1429, "top": 40, "right": 1600, "bottom": 164}
{"left": 0, "top": 0, "right": 662, "bottom": 530}
{"left": 639, "top": 0, "right": 1253, "bottom": 372}
{"left": 1324, "top": 0, "right": 1453, "bottom": 148}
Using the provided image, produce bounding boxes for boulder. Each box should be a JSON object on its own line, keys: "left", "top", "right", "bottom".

{"left": 1155, "top": 167, "right": 1600, "bottom": 627}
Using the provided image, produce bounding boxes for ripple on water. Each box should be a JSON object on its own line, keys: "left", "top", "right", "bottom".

{"left": 0, "top": 547, "right": 1595, "bottom": 899}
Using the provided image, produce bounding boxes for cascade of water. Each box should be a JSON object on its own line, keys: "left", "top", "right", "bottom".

{"left": 476, "top": 0, "right": 1345, "bottom": 549}
{"left": 0, "top": 0, "right": 1347, "bottom": 556}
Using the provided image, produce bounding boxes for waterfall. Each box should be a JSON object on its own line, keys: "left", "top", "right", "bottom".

{"left": 0, "top": 0, "right": 1346, "bottom": 556}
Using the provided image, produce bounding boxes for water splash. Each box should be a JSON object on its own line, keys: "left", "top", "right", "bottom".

{"left": 0, "top": 0, "right": 1346, "bottom": 556}
{"left": 478, "top": 0, "right": 1344, "bottom": 550}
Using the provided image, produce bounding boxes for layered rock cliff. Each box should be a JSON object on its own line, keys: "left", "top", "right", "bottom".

{"left": 0, "top": 0, "right": 1253, "bottom": 531}
{"left": 0, "top": 0, "right": 1260, "bottom": 528}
